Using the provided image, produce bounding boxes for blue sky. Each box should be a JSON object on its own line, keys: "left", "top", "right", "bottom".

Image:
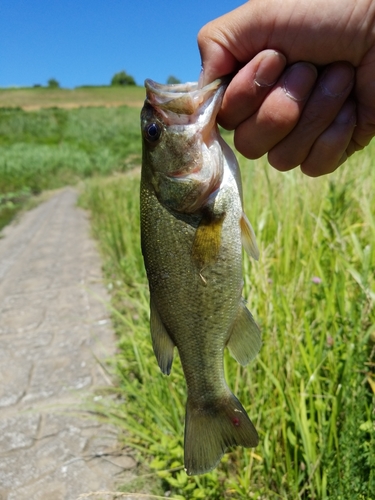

{"left": 1, "top": 0, "right": 245, "bottom": 88}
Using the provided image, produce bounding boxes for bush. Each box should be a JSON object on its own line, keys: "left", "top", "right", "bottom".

{"left": 167, "top": 75, "right": 181, "bottom": 84}
{"left": 111, "top": 71, "right": 136, "bottom": 86}
{"left": 47, "top": 78, "right": 60, "bottom": 88}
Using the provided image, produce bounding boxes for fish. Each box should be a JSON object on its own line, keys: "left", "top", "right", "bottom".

{"left": 140, "top": 78, "right": 261, "bottom": 476}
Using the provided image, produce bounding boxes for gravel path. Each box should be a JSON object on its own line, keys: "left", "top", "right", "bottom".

{"left": 0, "top": 188, "right": 136, "bottom": 500}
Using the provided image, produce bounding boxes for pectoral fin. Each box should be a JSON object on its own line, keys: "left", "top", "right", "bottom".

{"left": 150, "top": 297, "right": 175, "bottom": 375}
{"left": 191, "top": 209, "right": 225, "bottom": 269}
{"left": 227, "top": 300, "right": 261, "bottom": 366}
{"left": 240, "top": 212, "right": 259, "bottom": 260}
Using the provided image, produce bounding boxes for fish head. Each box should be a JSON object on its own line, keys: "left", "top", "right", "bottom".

{"left": 141, "top": 79, "right": 227, "bottom": 213}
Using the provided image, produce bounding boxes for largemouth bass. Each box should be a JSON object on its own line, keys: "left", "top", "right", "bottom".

{"left": 140, "top": 78, "right": 261, "bottom": 475}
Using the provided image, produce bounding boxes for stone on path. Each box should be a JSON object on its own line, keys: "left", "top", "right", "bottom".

{"left": 0, "top": 189, "right": 136, "bottom": 500}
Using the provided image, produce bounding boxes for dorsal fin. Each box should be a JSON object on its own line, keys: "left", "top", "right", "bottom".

{"left": 240, "top": 212, "right": 259, "bottom": 260}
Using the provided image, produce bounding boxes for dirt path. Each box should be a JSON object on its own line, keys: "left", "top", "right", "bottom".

{"left": 0, "top": 188, "right": 136, "bottom": 499}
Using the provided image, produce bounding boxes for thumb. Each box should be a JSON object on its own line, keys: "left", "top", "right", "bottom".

{"left": 198, "top": 39, "right": 239, "bottom": 88}
{"left": 198, "top": 0, "right": 374, "bottom": 85}
{"left": 197, "top": 3, "right": 272, "bottom": 86}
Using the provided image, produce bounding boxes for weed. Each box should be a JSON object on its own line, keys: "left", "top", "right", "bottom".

{"left": 82, "top": 141, "right": 375, "bottom": 499}
{"left": 0, "top": 105, "right": 141, "bottom": 226}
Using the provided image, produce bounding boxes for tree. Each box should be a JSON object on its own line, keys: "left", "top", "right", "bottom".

{"left": 167, "top": 75, "right": 181, "bottom": 84}
{"left": 111, "top": 71, "right": 136, "bottom": 86}
{"left": 47, "top": 78, "right": 60, "bottom": 88}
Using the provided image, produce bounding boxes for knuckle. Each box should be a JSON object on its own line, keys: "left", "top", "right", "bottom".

{"left": 300, "top": 102, "right": 329, "bottom": 128}
{"left": 261, "top": 106, "right": 296, "bottom": 131}
{"left": 197, "top": 20, "right": 217, "bottom": 47}
{"left": 268, "top": 149, "right": 299, "bottom": 171}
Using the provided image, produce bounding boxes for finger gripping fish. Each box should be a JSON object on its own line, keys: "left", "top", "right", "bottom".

{"left": 140, "top": 78, "right": 261, "bottom": 475}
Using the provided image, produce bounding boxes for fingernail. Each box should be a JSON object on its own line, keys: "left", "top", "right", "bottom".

{"left": 320, "top": 63, "right": 355, "bottom": 98}
{"left": 283, "top": 63, "right": 318, "bottom": 101}
{"left": 335, "top": 100, "right": 356, "bottom": 125}
{"left": 254, "top": 51, "right": 286, "bottom": 87}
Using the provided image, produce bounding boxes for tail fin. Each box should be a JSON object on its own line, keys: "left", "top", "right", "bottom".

{"left": 184, "top": 391, "right": 258, "bottom": 475}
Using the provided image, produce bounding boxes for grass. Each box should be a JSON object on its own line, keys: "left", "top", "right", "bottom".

{"left": 0, "top": 85, "right": 145, "bottom": 109}
{"left": 0, "top": 101, "right": 142, "bottom": 229}
{"left": 1, "top": 88, "right": 374, "bottom": 498}
{"left": 81, "top": 135, "right": 375, "bottom": 499}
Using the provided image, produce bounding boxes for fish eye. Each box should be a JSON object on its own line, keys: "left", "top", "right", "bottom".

{"left": 144, "top": 122, "right": 161, "bottom": 142}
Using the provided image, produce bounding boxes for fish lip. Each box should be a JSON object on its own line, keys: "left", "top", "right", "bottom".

{"left": 144, "top": 78, "right": 227, "bottom": 117}
{"left": 142, "top": 78, "right": 228, "bottom": 213}
{"left": 145, "top": 80, "right": 200, "bottom": 95}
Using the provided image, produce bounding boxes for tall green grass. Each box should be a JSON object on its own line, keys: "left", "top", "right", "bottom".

{"left": 81, "top": 141, "right": 375, "bottom": 499}
{"left": 0, "top": 105, "right": 141, "bottom": 229}
{"left": 0, "top": 106, "right": 141, "bottom": 194}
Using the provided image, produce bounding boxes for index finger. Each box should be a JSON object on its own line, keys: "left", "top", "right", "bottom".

{"left": 218, "top": 50, "right": 287, "bottom": 129}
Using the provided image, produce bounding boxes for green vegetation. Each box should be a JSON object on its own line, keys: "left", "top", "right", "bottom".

{"left": 167, "top": 76, "right": 182, "bottom": 84}
{"left": 0, "top": 103, "right": 141, "bottom": 229}
{"left": 111, "top": 70, "right": 137, "bottom": 86}
{"left": 1, "top": 90, "right": 374, "bottom": 498}
{"left": 47, "top": 78, "right": 60, "bottom": 88}
{"left": 81, "top": 138, "right": 375, "bottom": 499}
{"left": 0, "top": 85, "right": 145, "bottom": 110}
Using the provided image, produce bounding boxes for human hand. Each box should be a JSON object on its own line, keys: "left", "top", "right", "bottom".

{"left": 198, "top": 0, "right": 375, "bottom": 176}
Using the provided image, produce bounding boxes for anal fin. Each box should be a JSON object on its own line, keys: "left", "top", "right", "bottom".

{"left": 150, "top": 297, "right": 175, "bottom": 375}
{"left": 191, "top": 209, "right": 225, "bottom": 270}
{"left": 227, "top": 300, "right": 261, "bottom": 366}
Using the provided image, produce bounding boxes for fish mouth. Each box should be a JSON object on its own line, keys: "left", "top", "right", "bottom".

{"left": 143, "top": 78, "right": 228, "bottom": 213}
{"left": 144, "top": 78, "right": 227, "bottom": 124}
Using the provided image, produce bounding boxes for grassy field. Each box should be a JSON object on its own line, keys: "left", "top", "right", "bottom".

{"left": 81, "top": 139, "right": 375, "bottom": 499}
{"left": 1, "top": 87, "right": 374, "bottom": 498}
{"left": 0, "top": 85, "right": 145, "bottom": 110}
{"left": 0, "top": 86, "right": 143, "bottom": 229}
